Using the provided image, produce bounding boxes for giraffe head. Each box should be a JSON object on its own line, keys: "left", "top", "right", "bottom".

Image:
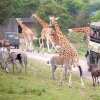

{"left": 16, "top": 18, "right": 23, "bottom": 24}
{"left": 49, "top": 16, "right": 59, "bottom": 27}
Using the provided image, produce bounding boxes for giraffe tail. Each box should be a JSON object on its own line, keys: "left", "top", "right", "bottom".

{"left": 47, "top": 60, "right": 49, "bottom": 64}
{"left": 78, "top": 65, "right": 85, "bottom": 87}
{"left": 78, "top": 65, "right": 83, "bottom": 77}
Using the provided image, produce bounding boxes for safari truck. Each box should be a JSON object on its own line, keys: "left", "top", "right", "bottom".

{"left": 86, "top": 22, "right": 100, "bottom": 66}
{"left": 4, "top": 32, "right": 20, "bottom": 49}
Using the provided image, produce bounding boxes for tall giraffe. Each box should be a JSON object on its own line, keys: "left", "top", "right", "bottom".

{"left": 49, "top": 16, "right": 63, "bottom": 36}
{"left": 32, "top": 14, "right": 55, "bottom": 51}
{"left": 48, "top": 16, "right": 85, "bottom": 87}
{"left": 16, "top": 19, "right": 34, "bottom": 51}
{"left": 49, "top": 16, "right": 72, "bottom": 51}
{"left": 68, "top": 27, "right": 91, "bottom": 40}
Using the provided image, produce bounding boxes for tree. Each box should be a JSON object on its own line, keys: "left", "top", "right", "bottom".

{"left": 36, "top": 0, "right": 73, "bottom": 33}
{"left": 0, "top": 0, "right": 14, "bottom": 24}
{"left": 91, "top": 10, "right": 100, "bottom": 21}
{"left": 12, "top": 0, "right": 40, "bottom": 17}
{"left": 74, "top": 11, "right": 90, "bottom": 27}
{"left": 0, "top": 0, "right": 95, "bottom": 31}
{"left": 62, "top": 0, "right": 85, "bottom": 16}
{"left": 88, "top": 2, "right": 100, "bottom": 13}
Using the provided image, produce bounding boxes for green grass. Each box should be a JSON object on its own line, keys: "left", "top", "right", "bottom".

{"left": 0, "top": 59, "right": 100, "bottom": 100}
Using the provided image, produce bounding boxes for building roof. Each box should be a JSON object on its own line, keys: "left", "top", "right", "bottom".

{"left": 16, "top": 18, "right": 34, "bottom": 23}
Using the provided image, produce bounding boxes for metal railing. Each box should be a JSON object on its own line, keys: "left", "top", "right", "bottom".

{"left": 90, "top": 36, "right": 100, "bottom": 43}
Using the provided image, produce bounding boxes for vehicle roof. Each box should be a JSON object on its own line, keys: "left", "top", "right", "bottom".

{"left": 90, "top": 22, "right": 100, "bottom": 29}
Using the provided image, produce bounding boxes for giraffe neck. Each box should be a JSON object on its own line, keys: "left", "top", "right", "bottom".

{"left": 53, "top": 21, "right": 63, "bottom": 35}
{"left": 17, "top": 21, "right": 33, "bottom": 34}
{"left": 34, "top": 15, "right": 49, "bottom": 28}
{"left": 52, "top": 20, "right": 72, "bottom": 46}
{"left": 17, "top": 21, "right": 23, "bottom": 27}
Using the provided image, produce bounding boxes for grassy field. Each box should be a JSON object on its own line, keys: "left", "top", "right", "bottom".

{"left": 0, "top": 59, "right": 100, "bottom": 100}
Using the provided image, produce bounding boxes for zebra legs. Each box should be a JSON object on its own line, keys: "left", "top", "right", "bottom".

{"left": 51, "top": 65, "right": 57, "bottom": 80}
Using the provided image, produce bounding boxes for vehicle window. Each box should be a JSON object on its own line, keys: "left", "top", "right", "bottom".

{"left": 15, "top": 37, "right": 19, "bottom": 39}
{"left": 8, "top": 34, "right": 14, "bottom": 37}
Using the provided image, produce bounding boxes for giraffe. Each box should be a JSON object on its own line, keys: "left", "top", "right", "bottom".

{"left": 49, "top": 16, "right": 63, "bottom": 36}
{"left": 48, "top": 16, "right": 72, "bottom": 51}
{"left": 48, "top": 16, "right": 85, "bottom": 87}
{"left": 32, "top": 14, "right": 56, "bottom": 52}
{"left": 68, "top": 27, "right": 91, "bottom": 41}
{"left": 69, "top": 27, "right": 91, "bottom": 34}
{"left": 16, "top": 19, "right": 34, "bottom": 51}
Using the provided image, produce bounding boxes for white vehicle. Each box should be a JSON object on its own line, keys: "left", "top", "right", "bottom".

{"left": 4, "top": 32, "right": 20, "bottom": 49}
{"left": 86, "top": 22, "right": 100, "bottom": 66}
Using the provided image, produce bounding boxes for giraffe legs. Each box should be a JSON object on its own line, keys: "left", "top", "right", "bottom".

{"left": 63, "top": 64, "right": 67, "bottom": 80}
{"left": 80, "top": 77, "right": 85, "bottom": 87}
{"left": 46, "top": 39, "right": 50, "bottom": 52}
{"left": 68, "top": 69, "right": 72, "bottom": 88}
{"left": 39, "top": 38, "right": 43, "bottom": 48}
{"left": 39, "top": 38, "right": 46, "bottom": 53}
{"left": 51, "top": 64, "right": 57, "bottom": 80}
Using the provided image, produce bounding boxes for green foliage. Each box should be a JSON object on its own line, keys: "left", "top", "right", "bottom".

{"left": 12, "top": 0, "right": 40, "bottom": 17}
{"left": 11, "top": 0, "right": 92, "bottom": 29}
{"left": 33, "top": 38, "right": 40, "bottom": 47}
{"left": 91, "top": 10, "right": 100, "bottom": 21}
{"left": 0, "top": 0, "right": 14, "bottom": 24}
{"left": 58, "top": 14, "right": 73, "bottom": 32}
{"left": 63, "top": 0, "right": 82, "bottom": 16}
{"left": 36, "top": 0, "right": 91, "bottom": 32}
{"left": 36, "top": 0, "right": 73, "bottom": 32}
{"left": 62, "top": 0, "right": 91, "bottom": 27}
{"left": 37, "top": 1, "right": 67, "bottom": 19}
{"left": 1, "top": 0, "right": 100, "bottom": 31}
{"left": 89, "top": 1, "right": 100, "bottom": 13}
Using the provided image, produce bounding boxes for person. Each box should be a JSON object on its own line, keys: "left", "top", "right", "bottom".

{"left": 93, "top": 30, "right": 97, "bottom": 38}
{"left": 0, "top": 40, "right": 2, "bottom": 47}
{"left": 3, "top": 39, "right": 11, "bottom": 52}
